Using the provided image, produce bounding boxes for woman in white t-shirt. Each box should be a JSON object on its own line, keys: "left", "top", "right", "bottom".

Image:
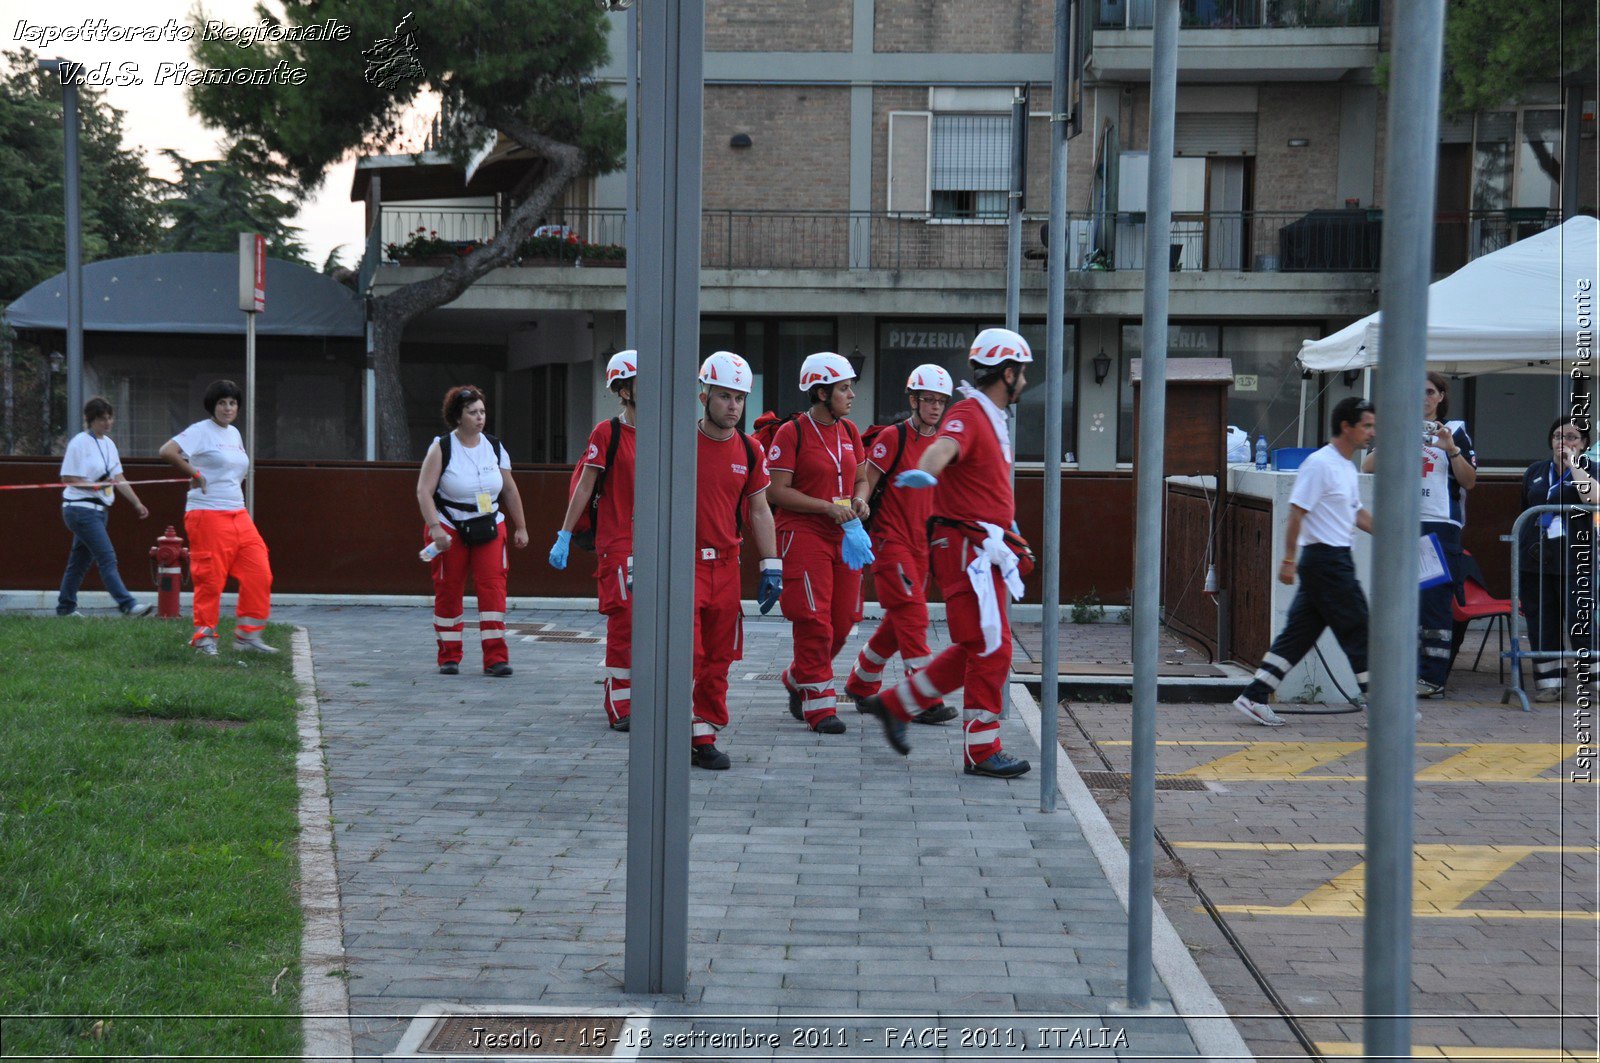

{"left": 56, "top": 396, "right": 153, "bottom": 617}
{"left": 416, "top": 384, "right": 529, "bottom": 676}
{"left": 158, "top": 380, "right": 276, "bottom": 656}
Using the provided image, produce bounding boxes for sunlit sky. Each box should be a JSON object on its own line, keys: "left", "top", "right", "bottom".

{"left": 6, "top": 1, "right": 435, "bottom": 268}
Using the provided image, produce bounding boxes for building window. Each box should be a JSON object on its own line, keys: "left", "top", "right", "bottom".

{"left": 701, "top": 316, "right": 839, "bottom": 424}
{"left": 1116, "top": 322, "right": 1317, "bottom": 462}
{"left": 930, "top": 115, "right": 1010, "bottom": 220}
{"left": 876, "top": 319, "right": 1074, "bottom": 462}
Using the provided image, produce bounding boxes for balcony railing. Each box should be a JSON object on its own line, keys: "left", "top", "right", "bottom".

{"left": 370, "top": 205, "right": 1562, "bottom": 277}
{"left": 1095, "top": 0, "right": 1379, "bottom": 30}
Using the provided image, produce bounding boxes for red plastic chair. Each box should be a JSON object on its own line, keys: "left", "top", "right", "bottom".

{"left": 1451, "top": 562, "right": 1513, "bottom": 681}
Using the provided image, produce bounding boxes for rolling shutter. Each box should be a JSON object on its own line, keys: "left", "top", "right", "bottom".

{"left": 1173, "top": 112, "right": 1257, "bottom": 156}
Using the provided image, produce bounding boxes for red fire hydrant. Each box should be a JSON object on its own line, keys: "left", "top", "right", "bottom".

{"left": 149, "top": 526, "right": 189, "bottom": 619}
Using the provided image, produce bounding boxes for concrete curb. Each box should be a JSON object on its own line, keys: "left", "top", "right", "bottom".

{"left": 291, "top": 627, "right": 354, "bottom": 1062}
{"left": 1009, "top": 683, "right": 1255, "bottom": 1063}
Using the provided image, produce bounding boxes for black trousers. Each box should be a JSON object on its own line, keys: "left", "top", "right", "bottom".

{"left": 1243, "top": 544, "right": 1369, "bottom": 702}
{"left": 1418, "top": 522, "right": 1463, "bottom": 686}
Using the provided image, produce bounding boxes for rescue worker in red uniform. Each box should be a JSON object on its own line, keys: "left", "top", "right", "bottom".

{"left": 843, "top": 364, "right": 957, "bottom": 724}
{"left": 859, "top": 329, "right": 1034, "bottom": 779}
{"left": 550, "top": 351, "right": 637, "bottom": 730}
{"left": 693, "top": 352, "right": 782, "bottom": 769}
{"left": 768, "top": 352, "right": 876, "bottom": 735}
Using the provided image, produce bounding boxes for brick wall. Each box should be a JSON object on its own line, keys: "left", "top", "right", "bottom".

{"left": 1254, "top": 85, "right": 1343, "bottom": 213}
{"left": 874, "top": 0, "right": 1052, "bottom": 53}
{"left": 706, "top": 0, "right": 851, "bottom": 52}
{"left": 704, "top": 85, "right": 851, "bottom": 212}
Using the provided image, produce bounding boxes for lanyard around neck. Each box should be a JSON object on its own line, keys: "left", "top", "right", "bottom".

{"left": 805, "top": 413, "right": 845, "bottom": 495}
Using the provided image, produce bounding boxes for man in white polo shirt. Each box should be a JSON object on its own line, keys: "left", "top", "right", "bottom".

{"left": 1233, "top": 397, "right": 1375, "bottom": 726}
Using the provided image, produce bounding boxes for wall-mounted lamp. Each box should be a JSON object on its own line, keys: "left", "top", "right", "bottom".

{"left": 1287, "top": 137, "right": 1310, "bottom": 148}
{"left": 729, "top": 133, "right": 752, "bottom": 149}
{"left": 1342, "top": 368, "right": 1362, "bottom": 387}
{"left": 1092, "top": 349, "right": 1112, "bottom": 385}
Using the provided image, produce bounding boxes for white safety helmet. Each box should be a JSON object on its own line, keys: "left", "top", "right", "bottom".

{"left": 698, "top": 351, "right": 753, "bottom": 394}
{"left": 968, "top": 327, "right": 1033, "bottom": 368}
{"left": 905, "top": 363, "right": 954, "bottom": 397}
{"left": 798, "top": 351, "right": 857, "bottom": 393}
{"left": 606, "top": 349, "right": 638, "bottom": 387}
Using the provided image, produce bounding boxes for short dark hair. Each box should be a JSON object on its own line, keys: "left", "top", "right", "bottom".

{"left": 442, "top": 384, "right": 487, "bottom": 428}
{"left": 1330, "top": 396, "right": 1373, "bottom": 437}
{"left": 204, "top": 379, "right": 243, "bottom": 415}
{"left": 1426, "top": 371, "right": 1450, "bottom": 420}
{"left": 807, "top": 382, "right": 838, "bottom": 407}
{"left": 82, "top": 396, "right": 113, "bottom": 423}
{"left": 1550, "top": 415, "right": 1592, "bottom": 449}
{"left": 971, "top": 360, "right": 1024, "bottom": 389}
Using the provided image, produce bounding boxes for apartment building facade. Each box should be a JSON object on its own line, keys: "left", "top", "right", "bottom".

{"left": 356, "top": 0, "right": 1595, "bottom": 470}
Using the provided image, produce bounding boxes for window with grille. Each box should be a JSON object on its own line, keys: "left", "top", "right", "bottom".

{"left": 929, "top": 115, "right": 1011, "bottom": 220}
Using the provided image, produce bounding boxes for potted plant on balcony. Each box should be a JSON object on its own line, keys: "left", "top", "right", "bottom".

{"left": 385, "top": 227, "right": 459, "bottom": 267}
{"left": 515, "top": 232, "right": 583, "bottom": 266}
{"left": 576, "top": 241, "right": 626, "bottom": 268}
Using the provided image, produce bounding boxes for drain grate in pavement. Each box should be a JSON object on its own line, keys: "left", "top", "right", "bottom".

{"left": 1081, "top": 771, "right": 1209, "bottom": 792}
{"left": 425, "top": 1015, "right": 626, "bottom": 1055}
{"left": 528, "top": 635, "right": 601, "bottom": 644}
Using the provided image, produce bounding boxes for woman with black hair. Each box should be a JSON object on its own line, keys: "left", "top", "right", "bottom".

{"left": 416, "top": 384, "right": 529, "bottom": 677}
{"left": 56, "top": 396, "right": 153, "bottom": 617}
{"left": 1517, "top": 415, "right": 1597, "bottom": 701}
{"left": 158, "top": 379, "right": 276, "bottom": 656}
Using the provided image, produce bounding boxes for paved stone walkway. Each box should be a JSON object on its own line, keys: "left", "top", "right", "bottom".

{"left": 275, "top": 604, "right": 1216, "bottom": 1060}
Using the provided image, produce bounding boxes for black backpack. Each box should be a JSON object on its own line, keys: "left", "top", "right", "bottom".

{"left": 433, "top": 431, "right": 506, "bottom": 523}
{"left": 860, "top": 421, "right": 910, "bottom": 531}
{"left": 569, "top": 417, "right": 623, "bottom": 552}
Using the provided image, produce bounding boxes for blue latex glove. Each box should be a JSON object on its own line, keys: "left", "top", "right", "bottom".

{"left": 895, "top": 469, "right": 938, "bottom": 489}
{"left": 840, "top": 518, "right": 875, "bottom": 571}
{"left": 548, "top": 529, "right": 572, "bottom": 570}
{"left": 757, "top": 559, "right": 782, "bottom": 614}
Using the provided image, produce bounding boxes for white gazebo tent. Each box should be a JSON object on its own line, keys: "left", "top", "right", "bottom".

{"left": 1299, "top": 215, "right": 1597, "bottom": 378}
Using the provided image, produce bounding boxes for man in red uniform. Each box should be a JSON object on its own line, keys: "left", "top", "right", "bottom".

{"left": 859, "top": 328, "right": 1034, "bottom": 779}
{"left": 550, "top": 350, "right": 637, "bottom": 731}
{"left": 767, "top": 351, "right": 875, "bottom": 735}
{"left": 843, "top": 363, "right": 956, "bottom": 725}
{"left": 693, "top": 352, "right": 782, "bottom": 770}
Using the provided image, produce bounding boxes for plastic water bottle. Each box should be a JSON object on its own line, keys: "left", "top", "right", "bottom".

{"left": 419, "top": 541, "right": 445, "bottom": 563}
{"left": 1254, "top": 435, "right": 1269, "bottom": 470}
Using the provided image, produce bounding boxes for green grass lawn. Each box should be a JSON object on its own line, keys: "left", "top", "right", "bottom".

{"left": 0, "top": 616, "right": 304, "bottom": 1057}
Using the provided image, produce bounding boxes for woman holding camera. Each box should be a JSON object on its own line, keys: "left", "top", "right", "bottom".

{"left": 416, "top": 385, "right": 529, "bottom": 676}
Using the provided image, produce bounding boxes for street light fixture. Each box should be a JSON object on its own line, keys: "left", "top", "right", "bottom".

{"left": 1092, "top": 348, "right": 1112, "bottom": 385}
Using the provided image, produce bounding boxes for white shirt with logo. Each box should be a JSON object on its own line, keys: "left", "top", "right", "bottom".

{"left": 435, "top": 433, "right": 512, "bottom": 528}
{"left": 172, "top": 419, "right": 250, "bottom": 512}
{"left": 60, "top": 430, "right": 122, "bottom": 507}
{"left": 1289, "top": 444, "right": 1362, "bottom": 549}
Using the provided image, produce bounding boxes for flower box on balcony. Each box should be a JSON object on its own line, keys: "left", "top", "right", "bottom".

{"left": 395, "top": 254, "right": 458, "bottom": 268}
{"left": 577, "top": 257, "right": 626, "bottom": 269}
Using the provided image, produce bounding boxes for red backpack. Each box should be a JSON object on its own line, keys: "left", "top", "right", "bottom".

{"left": 567, "top": 416, "right": 622, "bottom": 551}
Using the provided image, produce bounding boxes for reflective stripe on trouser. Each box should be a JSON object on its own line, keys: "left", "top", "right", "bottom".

{"left": 1522, "top": 567, "right": 1594, "bottom": 689}
{"left": 693, "top": 557, "right": 743, "bottom": 744}
{"left": 236, "top": 616, "right": 269, "bottom": 638}
{"left": 880, "top": 537, "right": 1012, "bottom": 766}
{"left": 190, "top": 624, "right": 217, "bottom": 647}
{"left": 778, "top": 528, "right": 863, "bottom": 724}
{"left": 1418, "top": 521, "right": 1462, "bottom": 686}
{"left": 428, "top": 522, "right": 510, "bottom": 666}
{"left": 1241, "top": 544, "right": 1369, "bottom": 704}
{"left": 847, "top": 549, "right": 932, "bottom": 697}
{"left": 185, "top": 508, "right": 273, "bottom": 640}
{"left": 597, "top": 549, "right": 633, "bottom": 723}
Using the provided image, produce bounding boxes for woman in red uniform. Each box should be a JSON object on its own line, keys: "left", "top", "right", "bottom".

{"left": 416, "top": 385, "right": 529, "bottom": 676}
{"left": 844, "top": 364, "right": 955, "bottom": 723}
{"left": 767, "top": 352, "right": 875, "bottom": 734}
{"left": 859, "top": 329, "right": 1034, "bottom": 779}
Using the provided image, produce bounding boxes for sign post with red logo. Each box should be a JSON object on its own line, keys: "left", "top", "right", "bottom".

{"left": 238, "top": 233, "right": 265, "bottom": 512}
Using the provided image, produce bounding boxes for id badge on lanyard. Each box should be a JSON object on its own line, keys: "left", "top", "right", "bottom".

{"left": 475, "top": 491, "right": 494, "bottom": 515}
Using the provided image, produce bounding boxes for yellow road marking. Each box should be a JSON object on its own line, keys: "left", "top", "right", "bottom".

{"left": 1096, "top": 740, "right": 1593, "bottom": 783}
{"left": 1318, "top": 1042, "right": 1589, "bottom": 1060}
{"left": 1177, "top": 741, "right": 1366, "bottom": 780}
{"left": 1172, "top": 842, "right": 1599, "bottom": 920}
{"left": 1417, "top": 743, "right": 1585, "bottom": 782}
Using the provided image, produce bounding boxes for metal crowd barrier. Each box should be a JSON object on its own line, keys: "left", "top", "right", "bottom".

{"left": 1504, "top": 503, "right": 1600, "bottom": 712}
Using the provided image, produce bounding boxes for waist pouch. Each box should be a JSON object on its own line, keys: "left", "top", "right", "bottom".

{"left": 453, "top": 511, "right": 500, "bottom": 546}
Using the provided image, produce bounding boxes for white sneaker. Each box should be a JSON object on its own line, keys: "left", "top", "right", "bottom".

{"left": 122, "top": 603, "right": 155, "bottom": 618}
{"left": 1232, "top": 694, "right": 1285, "bottom": 727}
{"left": 233, "top": 635, "right": 280, "bottom": 655}
{"left": 1534, "top": 687, "right": 1562, "bottom": 703}
{"left": 192, "top": 637, "right": 218, "bottom": 657}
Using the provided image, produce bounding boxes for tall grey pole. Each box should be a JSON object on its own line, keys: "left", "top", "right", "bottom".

{"left": 1005, "top": 86, "right": 1026, "bottom": 332}
{"left": 625, "top": 0, "right": 702, "bottom": 996}
{"left": 1127, "top": 0, "right": 1178, "bottom": 1010}
{"left": 1040, "top": 0, "right": 1071, "bottom": 814}
{"left": 47, "top": 60, "right": 85, "bottom": 425}
{"left": 624, "top": 3, "right": 639, "bottom": 349}
{"left": 245, "top": 313, "right": 256, "bottom": 513}
{"left": 1364, "top": 2, "right": 1444, "bottom": 1056}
